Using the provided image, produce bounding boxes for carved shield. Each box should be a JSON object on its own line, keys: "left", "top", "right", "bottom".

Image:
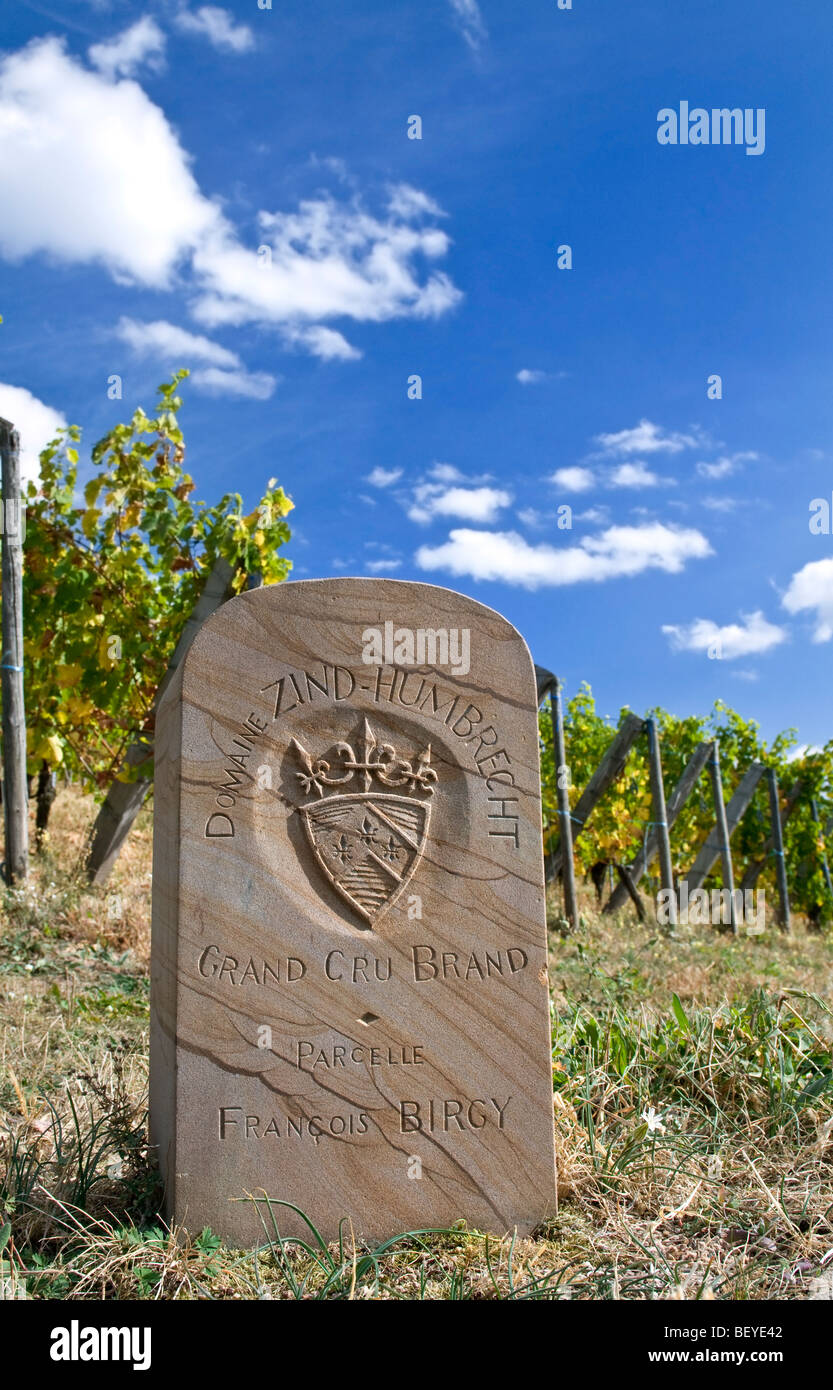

{"left": 301, "top": 793, "right": 429, "bottom": 925}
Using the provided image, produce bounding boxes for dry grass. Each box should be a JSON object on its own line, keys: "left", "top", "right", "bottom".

{"left": 1, "top": 786, "right": 831, "bottom": 1300}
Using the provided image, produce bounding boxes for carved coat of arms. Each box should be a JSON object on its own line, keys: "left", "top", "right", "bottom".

{"left": 292, "top": 719, "right": 437, "bottom": 926}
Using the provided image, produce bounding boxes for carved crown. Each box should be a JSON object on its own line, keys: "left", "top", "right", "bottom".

{"left": 292, "top": 719, "right": 438, "bottom": 800}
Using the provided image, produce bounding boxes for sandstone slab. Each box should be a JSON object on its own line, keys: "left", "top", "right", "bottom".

{"left": 150, "top": 578, "right": 556, "bottom": 1245}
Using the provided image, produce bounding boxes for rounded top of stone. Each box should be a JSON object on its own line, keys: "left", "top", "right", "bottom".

{"left": 180, "top": 575, "right": 537, "bottom": 700}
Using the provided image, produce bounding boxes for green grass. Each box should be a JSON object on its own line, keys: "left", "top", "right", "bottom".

{"left": 0, "top": 788, "right": 831, "bottom": 1299}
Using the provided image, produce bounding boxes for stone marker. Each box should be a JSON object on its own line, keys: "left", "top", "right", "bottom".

{"left": 151, "top": 578, "right": 556, "bottom": 1245}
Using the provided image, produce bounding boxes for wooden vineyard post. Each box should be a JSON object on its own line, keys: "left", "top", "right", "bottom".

{"left": 740, "top": 778, "right": 803, "bottom": 892}
{"left": 766, "top": 768, "right": 790, "bottom": 932}
{"left": 810, "top": 797, "right": 833, "bottom": 902}
{"left": 547, "top": 712, "right": 645, "bottom": 880}
{"left": 614, "top": 862, "right": 645, "bottom": 921}
{"left": 534, "top": 665, "right": 555, "bottom": 707}
{"left": 679, "top": 761, "right": 764, "bottom": 895}
{"left": 0, "top": 419, "right": 28, "bottom": 884}
{"left": 535, "top": 665, "right": 557, "bottom": 884}
{"left": 552, "top": 677, "right": 579, "bottom": 929}
{"left": 604, "top": 740, "right": 712, "bottom": 916}
{"left": 645, "top": 717, "right": 675, "bottom": 925}
{"left": 709, "top": 741, "right": 737, "bottom": 935}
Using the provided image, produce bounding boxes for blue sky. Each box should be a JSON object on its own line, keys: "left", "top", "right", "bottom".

{"left": 1, "top": 0, "right": 832, "bottom": 746}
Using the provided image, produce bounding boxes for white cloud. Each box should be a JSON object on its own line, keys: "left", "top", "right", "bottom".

{"left": 516, "top": 368, "right": 546, "bottom": 385}
{"left": 550, "top": 466, "right": 595, "bottom": 493}
{"left": 366, "top": 559, "right": 402, "bottom": 573}
{"left": 702, "top": 496, "right": 739, "bottom": 512}
{"left": 416, "top": 522, "right": 711, "bottom": 589}
{"left": 428, "top": 463, "right": 466, "bottom": 483}
{"left": 88, "top": 17, "right": 166, "bottom": 78}
{"left": 610, "top": 461, "right": 666, "bottom": 488}
{"left": 595, "top": 419, "right": 698, "bottom": 456}
{"left": 408, "top": 484, "right": 512, "bottom": 525}
{"left": 0, "top": 383, "right": 67, "bottom": 484}
{"left": 0, "top": 37, "right": 219, "bottom": 287}
{"left": 189, "top": 366, "right": 276, "bottom": 399}
{"left": 696, "top": 451, "right": 757, "bottom": 480}
{"left": 0, "top": 39, "right": 460, "bottom": 356}
{"left": 116, "top": 317, "right": 238, "bottom": 368}
{"left": 365, "top": 467, "right": 403, "bottom": 488}
{"left": 554, "top": 459, "right": 673, "bottom": 491}
{"left": 283, "top": 325, "right": 362, "bottom": 360}
{"left": 787, "top": 743, "right": 823, "bottom": 761}
{"left": 696, "top": 458, "right": 733, "bottom": 480}
{"left": 782, "top": 558, "right": 833, "bottom": 642}
{"left": 517, "top": 507, "right": 548, "bottom": 528}
{"left": 191, "top": 197, "right": 461, "bottom": 343}
{"left": 448, "top": 0, "right": 487, "bottom": 50}
{"left": 386, "top": 184, "right": 444, "bottom": 220}
{"left": 116, "top": 317, "right": 275, "bottom": 396}
{"left": 661, "top": 610, "right": 787, "bottom": 660}
{"left": 173, "top": 6, "right": 254, "bottom": 54}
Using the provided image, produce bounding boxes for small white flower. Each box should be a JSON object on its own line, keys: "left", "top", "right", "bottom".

{"left": 641, "top": 1106, "right": 666, "bottom": 1134}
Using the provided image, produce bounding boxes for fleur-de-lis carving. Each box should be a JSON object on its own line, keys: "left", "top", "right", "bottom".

{"left": 331, "top": 834, "right": 352, "bottom": 864}
{"left": 359, "top": 817, "right": 378, "bottom": 846}
{"left": 293, "top": 720, "right": 438, "bottom": 798}
{"left": 292, "top": 737, "right": 353, "bottom": 798}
